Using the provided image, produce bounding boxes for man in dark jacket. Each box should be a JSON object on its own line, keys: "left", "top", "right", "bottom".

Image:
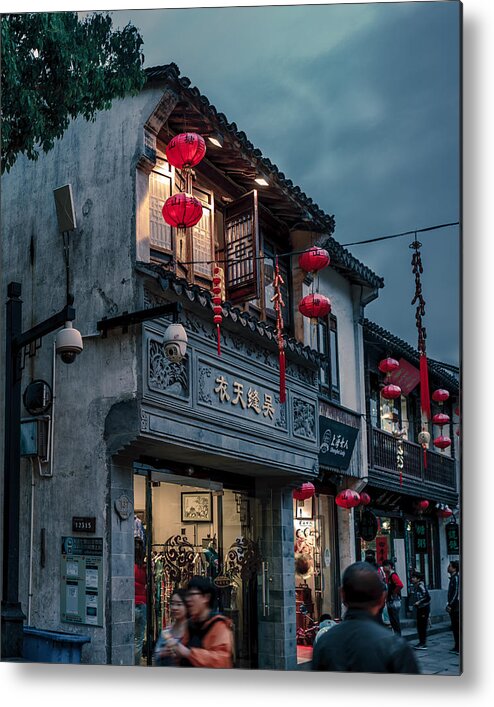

{"left": 446, "top": 560, "right": 460, "bottom": 653}
{"left": 312, "top": 562, "right": 420, "bottom": 674}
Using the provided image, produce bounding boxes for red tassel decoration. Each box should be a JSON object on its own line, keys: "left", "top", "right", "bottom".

{"left": 212, "top": 265, "right": 223, "bottom": 356}
{"left": 423, "top": 448, "right": 427, "bottom": 469}
{"left": 420, "top": 353, "right": 431, "bottom": 420}
{"left": 271, "top": 258, "right": 286, "bottom": 403}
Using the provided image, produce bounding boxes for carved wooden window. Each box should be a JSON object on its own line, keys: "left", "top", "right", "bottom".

{"left": 149, "top": 159, "right": 173, "bottom": 252}
{"left": 318, "top": 315, "right": 340, "bottom": 401}
{"left": 190, "top": 186, "right": 214, "bottom": 280}
{"left": 224, "top": 191, "right": 260, "bottom": 303}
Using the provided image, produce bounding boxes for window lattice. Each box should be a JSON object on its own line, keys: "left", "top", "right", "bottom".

{"left": 149, "top": 170, "right": 172, "bottom": 250}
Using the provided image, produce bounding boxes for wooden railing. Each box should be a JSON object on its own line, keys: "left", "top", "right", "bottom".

{"left": 368, "top": 426, "right": 456, "bottom": 492}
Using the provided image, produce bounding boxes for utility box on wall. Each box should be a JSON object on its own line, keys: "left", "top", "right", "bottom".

{"left": 61, "top": 537, "right": 104, "bottom": 627}
{"left": 20, "top": 417, "right": 50, "bottom": 461}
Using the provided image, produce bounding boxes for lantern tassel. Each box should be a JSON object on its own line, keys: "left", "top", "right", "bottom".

{"left": 420, "top": 353, "right": 431, "bottom": 420}
{"left": 217, "top": 324, "right": 221, "bottom": 356}
{"left": 279, "top": 348, "right": 286, "bottom": 403}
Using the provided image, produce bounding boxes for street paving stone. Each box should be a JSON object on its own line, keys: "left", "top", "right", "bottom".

{"left": 407, "top": 631, "right": 461, "bottom": 676}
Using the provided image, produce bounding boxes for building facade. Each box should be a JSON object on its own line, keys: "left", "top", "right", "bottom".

{"left": 1, "top": 64, "right": 385, "bottom": 667}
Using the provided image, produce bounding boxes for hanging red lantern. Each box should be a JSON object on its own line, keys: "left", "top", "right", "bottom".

{"left": 437, "top": 505, "right": 453, "bottom": 518}
{"left": 417, "top": 499, "right": 429, "bottom": 511}
{"left": 432, "top": 389, "right": 449, "bottom": 403}
{"left": 381, "top": 384, "right": 402, "bottom": 400}
{"left": 293, "top": 482, "right": 315, "bottom": 501}
{"left": 298, "top": 293, "right": 331, "bottom": 319}
{"left": 335, "top": 489, "right": 360, "bottom": 509}
{"left": 298, "top": 246, "right": 330, "bottom": 274}
{"left": 434, "top": 435, "right": 451, "bottom": 450}
{"left": 162, "top": 193, "right": 203, "bottom": 229}
{"left": 378, "top": 358, "right": 400, "bottom": 374}
{"left": 165, "top": 132, "right": 206, "bottom": 170}
{"left": 359, "top": 492, "right": 371, "bottom": 506}
{"left": 432, "top": 413, "right": 450, "bottom": 426}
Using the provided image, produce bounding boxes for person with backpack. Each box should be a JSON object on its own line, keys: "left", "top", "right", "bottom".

{"left": 382, "top": 559, "right": 404, "bottom": 635}
{"left": 167, "top": 576, "right": 234, "bottom": 668}
{"left": 410, "top": 570, "right": 431, "bottom": 650}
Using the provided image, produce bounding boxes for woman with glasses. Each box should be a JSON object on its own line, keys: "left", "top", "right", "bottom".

{"left": 166, "top": 576, "right": 234, "bottom": 668}
{"left": 153, "top": 588, "right": 188, "bottom": 667}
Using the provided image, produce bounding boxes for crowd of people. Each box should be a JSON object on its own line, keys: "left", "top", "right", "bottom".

{"left": 134, "top": 538, "right": 459, "bottom": 673}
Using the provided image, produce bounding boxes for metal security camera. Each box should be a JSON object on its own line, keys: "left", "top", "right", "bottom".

{"left": 163, "top": 323, "right": 188, "bottom": 363}
{"left": 55, "top": 321, "right": 83, "bottom": 364}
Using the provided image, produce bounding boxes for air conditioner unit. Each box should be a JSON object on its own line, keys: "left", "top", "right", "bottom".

{"left": 20, "top": 416, "right": 50, "bottom": 463}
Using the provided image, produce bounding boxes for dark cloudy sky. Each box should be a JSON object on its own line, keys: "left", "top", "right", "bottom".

{"left": 109, "top": 2, "right": 460, "bottom": 366}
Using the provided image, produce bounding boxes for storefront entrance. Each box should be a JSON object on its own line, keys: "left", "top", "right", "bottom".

{"left": 134, "top": 468, "right": 263, "bottom": 669}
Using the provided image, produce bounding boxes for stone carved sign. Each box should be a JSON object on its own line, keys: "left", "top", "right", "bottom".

{"left": 197, "top": 360, "right": 287, "bottom": 430}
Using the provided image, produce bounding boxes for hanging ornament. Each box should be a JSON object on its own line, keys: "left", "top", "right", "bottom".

{"left": 434, "top": 435, "right": 452, "bottom": 450}
{"left": 418, "top": 430, "right": 431, "bottom": 469}
{"left": 432, "top": 389, "right": 450, "bottom": 403}
{"left": 162, "top": 192, "right": 203, "bottom": 229}
{"left": 436, "top": 504, "right": 453, "bottom": 519}
{"left": 359, "top": 492, "right": 371, "bottom": 506}
{"left": 298, "top": 246, "right": 330, "bottom": 274}
{"left": 378, "top": 357, "right": 400, "bottom": 374}
{"left": 212, "top": 265, "right": 223, "bottom": 356}
{"left": 165, "top": 132, "right": 206, "bottom": 171}
{"left": 381, "top": 384, "right": 402, "bottom": 400}
{"left": 335, "top": 489, "right": 360, "bottom": 509}
{"left": 293, "top": 482, "right": 315, "bottom": 501}
{"left": 432, "top": 413, "right": 450, "bottom": 426}
{"left": 298, "top": 293, "right": 331, "bottom": 319}
{"left": 271, "top": 257, "right": 287, "bottom": 403}
{"left": 417, "top": 499, "right": 430, "bottom": 511}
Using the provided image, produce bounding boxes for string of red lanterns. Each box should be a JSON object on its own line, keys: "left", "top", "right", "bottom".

{"left": 271, "top": 258, "right": 287, "bottom": 403}
{"left": 432, "top": 388, "right": 451, "bottom": 451}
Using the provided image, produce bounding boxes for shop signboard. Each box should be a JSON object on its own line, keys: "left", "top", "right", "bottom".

{"left": 61, "top": 536, "right": 103, "bottom": 626}
{"left": 388, "top": 358, "right": 420, "bottom": 395}
{"left": 413, "top": 520, "right": 428, "bottom": 554}
{"left": 359, "top": 510, "right": 378, "bottom": 542}
{"left": 446, "top": 521, "right": 459, "bottom": 555}
{"left": 318, "top": 417, "right": 359, "bottom": 470}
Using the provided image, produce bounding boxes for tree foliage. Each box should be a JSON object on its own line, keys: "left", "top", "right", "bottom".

{"left": 1, "top": 12, "right": 145, "bottom": 173}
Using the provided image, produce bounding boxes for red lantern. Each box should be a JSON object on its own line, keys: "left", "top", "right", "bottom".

{"left": 378, "top": 358, "right": 400, "bottom": 374}
{"left": 335, "top": 489, "right": 360, "bottom": 509}
{"left": 437, "top": 505, "right": 453, "bottom": 518}
{"left": 434, "top": 435, "right": 451, "bottom": 450}
{"left": 298, "top": 246, "right": 330, "bottom": 274}
{"left": 432, "top": 413, "right": 450, "bottom": 426}
{"left": 298, "top": 294, "right": 331, "bottom": 319}
{"left": 359, "top": 492, "right": 371, "bottom": 506}
{"left": 417, "top": 500, "right": 429, "bottom": 511}
{"left": 432, "top": 389, "right": 449, "bottom": 403}
{"left": 293, "top": 482, "right": 315, "bottom": 501}
{"left": 165, "top": 132, "right": 206, "bottom": 170}
{"left": 381, "top": 384, "right": 402, "bottom": 400}
{"left": 162, "top": 193, "right": 203, "bottom": 229}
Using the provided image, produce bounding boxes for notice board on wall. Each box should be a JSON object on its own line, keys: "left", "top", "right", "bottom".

{"left": 61, "top": 536, "right": 103, "bottom": 626}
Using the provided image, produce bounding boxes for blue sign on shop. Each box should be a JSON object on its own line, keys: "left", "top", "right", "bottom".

{"left": 319, "top": 416, "right": 359, "bottom": 470}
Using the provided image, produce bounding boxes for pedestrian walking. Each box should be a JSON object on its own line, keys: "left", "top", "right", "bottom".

{"left": 410, "top": 570, "right": 431, "bottom": 650}
{"left": 446, "top": 560, "right": 460, "bottom": 653}
{"left": 153, "top": 588, "right": 188, "bottom": 666}
{"left": 312, "top": 562, "right": 420, "bottom": 674}
{"left": 382, "top": 559, "right": 404, "bottom": 636}
{"left": 167, "top": 576, "right": 234, "bottom": 668}
{"left": 134, "top": 538, "right": 147, "bottom": 665}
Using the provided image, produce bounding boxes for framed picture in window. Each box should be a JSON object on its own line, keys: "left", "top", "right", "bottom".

{"left": 181, "top": 492, "right": 212, "bottom": 523}
{"left": 294, "top": 497, "right": 313, "bottom": 520}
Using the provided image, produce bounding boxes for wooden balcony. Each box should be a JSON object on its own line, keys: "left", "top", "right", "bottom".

{"left": 367, "top": 426, "right": 458, "bottom": 505}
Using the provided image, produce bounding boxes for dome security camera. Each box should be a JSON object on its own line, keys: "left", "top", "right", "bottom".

{"left": 55, "top": 321, "right": 83, "bottom": 364}
{"left": 163, "top": 323, "right": 188, "bottom": 363}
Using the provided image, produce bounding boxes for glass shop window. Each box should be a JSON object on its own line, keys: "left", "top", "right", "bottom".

{"left": 317, "top": 316, "right": 340, "bottom": 402}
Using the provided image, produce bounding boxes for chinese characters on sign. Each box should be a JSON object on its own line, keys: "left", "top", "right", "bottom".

{"left": 318, "top": 417, "right": 359, "bottom": 470}
{"left": 413, "top": 521, "right": 428, "bottom": 554}
{"left": 214, "top": 375, "right": 276, "bottom": 419}
{"left": 446, "top": 521, "right": 459, "bottom": 555}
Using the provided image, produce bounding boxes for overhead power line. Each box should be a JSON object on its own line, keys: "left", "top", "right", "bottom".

{"left": 340, "top": 221, "right": 460, "bottom": 247}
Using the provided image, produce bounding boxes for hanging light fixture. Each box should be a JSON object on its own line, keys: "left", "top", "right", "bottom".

{"left": 417, "top": 499, "right": 430, "bottom": 511}
{"left": 434, "top": 435, "right": 452, "bottom": 450}
{"left": 378, "top": 357, "right": 400, "bottom": 374}
{"left": 165, "top": 132, "right": 206, "bottom": 170}
{"left": 436, "top": 504, "right": 453, "bottom": 518}
{"left": 335, "top": 489, "right": 360, "bottom": 509}
{"left": 298, "top": 293, "right": 331, "bottom": 319}
{"left": 359, "top": 492, "right": 371, "bottom": 506}
{"left": 381, "top": 384, "right": 402, "bottom": 400}
{"left": 298, "top": 246, "right": 330, "bottom": 274}
{"left": 293, "top": 482, "right": 315, "bottom": 501}
{"left": 162, "top": 193, "right": 203, "bottom": 229}
{"left": 432, "top": 389, "right": 450, "bottom": 403}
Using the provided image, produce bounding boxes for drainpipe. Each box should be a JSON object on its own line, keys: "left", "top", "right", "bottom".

{"left": 27, "top": 459, "right": 36, "bottom": 625}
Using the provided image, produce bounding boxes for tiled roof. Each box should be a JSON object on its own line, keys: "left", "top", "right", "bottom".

{"left": 144, "top": 63, "right": 383, "bottom": 290}
{"left": 136, "top": 262, "right": 323, "bottom": 367}
{"left": 362, "top": 318, "right": 460, "bottom": 392}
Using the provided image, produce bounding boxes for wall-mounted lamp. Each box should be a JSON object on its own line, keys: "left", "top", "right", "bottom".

{"left": 207, "top": 132, "right": 224, "bottom": 148}
{"left": 255, "top": 176, "right": 269, "bottom": 187}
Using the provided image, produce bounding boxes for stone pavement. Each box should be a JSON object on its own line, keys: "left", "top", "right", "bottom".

{"left": 295, "top": 620, "right": 461, "bottom": 675}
